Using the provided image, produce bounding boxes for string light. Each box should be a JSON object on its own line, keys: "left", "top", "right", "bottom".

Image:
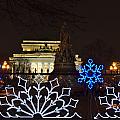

{"left": 94, "top": 82, "right": 120, "bottom": 119}
{"left": 0, "top": 76, "right": 81, "bottom": 118}
{"left": 78, "top": 59, "right": 104, "bottom": 89}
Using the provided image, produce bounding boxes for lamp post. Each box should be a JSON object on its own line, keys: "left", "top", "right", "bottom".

{"left": 110, "top": 62, "right": 118, "bottom": 74}
{"left": 2, "top": 61, "right": 10, "bottom": 70}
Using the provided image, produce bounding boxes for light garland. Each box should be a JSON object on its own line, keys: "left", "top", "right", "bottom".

{"left": 78, "top": 59, "right": 104, "bottom": 89}
{"left": 94, "top": 82, "right": 120, "bottom": 119}
{"left": 0, "top": 76, "right": 81, "bottom": 118}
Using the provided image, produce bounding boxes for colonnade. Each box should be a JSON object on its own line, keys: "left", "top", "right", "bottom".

{"left": 31, "top": 62, "right": 54, "bottom": 73}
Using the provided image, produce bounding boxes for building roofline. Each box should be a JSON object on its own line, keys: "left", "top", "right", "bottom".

{"left": 23, "top": 40, "right": 61, "bottom": 44}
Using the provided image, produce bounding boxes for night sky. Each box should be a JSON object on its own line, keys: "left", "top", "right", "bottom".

{"left": 0, "top": 0, "right": 120, "bottom": 61}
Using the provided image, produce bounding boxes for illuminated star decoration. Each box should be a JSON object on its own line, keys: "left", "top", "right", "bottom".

{"left": 78, "top": 59, "right": 104, "bottom": 89}
{"left": 0, "top": 76, "right": 81, "bottom": 118}
{"left": 94, "top": 83, "right": 120, "bottom": 119}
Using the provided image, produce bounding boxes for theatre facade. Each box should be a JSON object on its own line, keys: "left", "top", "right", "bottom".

{"left": 9, "top": 39, "right": 82, "bottom": 76}
{"left": 9, "top": 40, "right": 61, "bottom": 74}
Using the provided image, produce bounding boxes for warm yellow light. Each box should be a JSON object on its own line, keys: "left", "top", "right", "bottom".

{"left": 2, "top": 61, "right": 10, "bottom": 69}
{"left": 114, "top": 66, "right": 117, "bottom": 70}
{"left": 75, "top": 54, "right": 79, "bottom": 58}
{"left": 26, "top": 49, "right": 31, "bottom": 51}
{"left": 2, "top": 65, "right": 5, "bottom": 69}
{"left": 112, "top": 62, "right": 116, "bottom": 67}
{"left": 3, "top": 61, "right": 7, "bottom": 66}
{"left": 110, "top": 66, "right": 113, "bottom": 70}
{"left": 6, "top": 65, "right": 10, "bottom": 69}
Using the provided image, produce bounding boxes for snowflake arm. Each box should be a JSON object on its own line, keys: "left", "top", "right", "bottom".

{"left": 95, "top": 82, "right": 120, "bottom": 119}
{"left": 0, "top": 77, "right": 81, "bottom": 118}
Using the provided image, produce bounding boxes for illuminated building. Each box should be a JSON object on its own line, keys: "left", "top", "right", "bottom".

{"left": 9, "top": 40, "right": 82, "bottom": 74}
{"left": 9, "top": 40, "right": 60, "bottom": 75}
{"left": 9, "top": 28, "right": 82, "bottom": 82}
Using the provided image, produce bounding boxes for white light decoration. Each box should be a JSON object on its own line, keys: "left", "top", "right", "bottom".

{"left": 0, "top": 76, "right": 81, "bottom": 118}
{"left": 94, "top": 82, "right": 120, "bottom": 119}
{"left": 118, "top": 81, "right": 120, "bottom": 86}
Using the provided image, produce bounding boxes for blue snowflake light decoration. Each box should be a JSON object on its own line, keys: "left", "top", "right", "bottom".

{"left": 78, "top": 59, "right": 104, "bottom": 89}
{"left": 0, "top": 76, "right": 81, "bottom": 118}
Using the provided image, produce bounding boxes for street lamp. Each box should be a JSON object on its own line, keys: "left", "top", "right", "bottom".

{"left": 110, "top": 62, "right": 118, "bottom": 74}
{"left": 2, "top": 61, "right": 10, "bottom": 70}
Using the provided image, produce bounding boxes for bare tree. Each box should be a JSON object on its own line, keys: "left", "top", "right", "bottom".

{"left": 0, "top": 0, "right": 87, "bottom": 32}
{"left": 80, "top": 39, "right": 119, "bottom": 66}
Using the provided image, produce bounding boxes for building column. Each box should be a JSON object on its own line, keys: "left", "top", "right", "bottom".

{"left": 49, "top": 63, "right": 54, "bottom": 73}
{"left": 43, "top": 63, "right": 48, "bottom": 73}
{"left": 38, "top": 62, "right": 42, "bottom": 73}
